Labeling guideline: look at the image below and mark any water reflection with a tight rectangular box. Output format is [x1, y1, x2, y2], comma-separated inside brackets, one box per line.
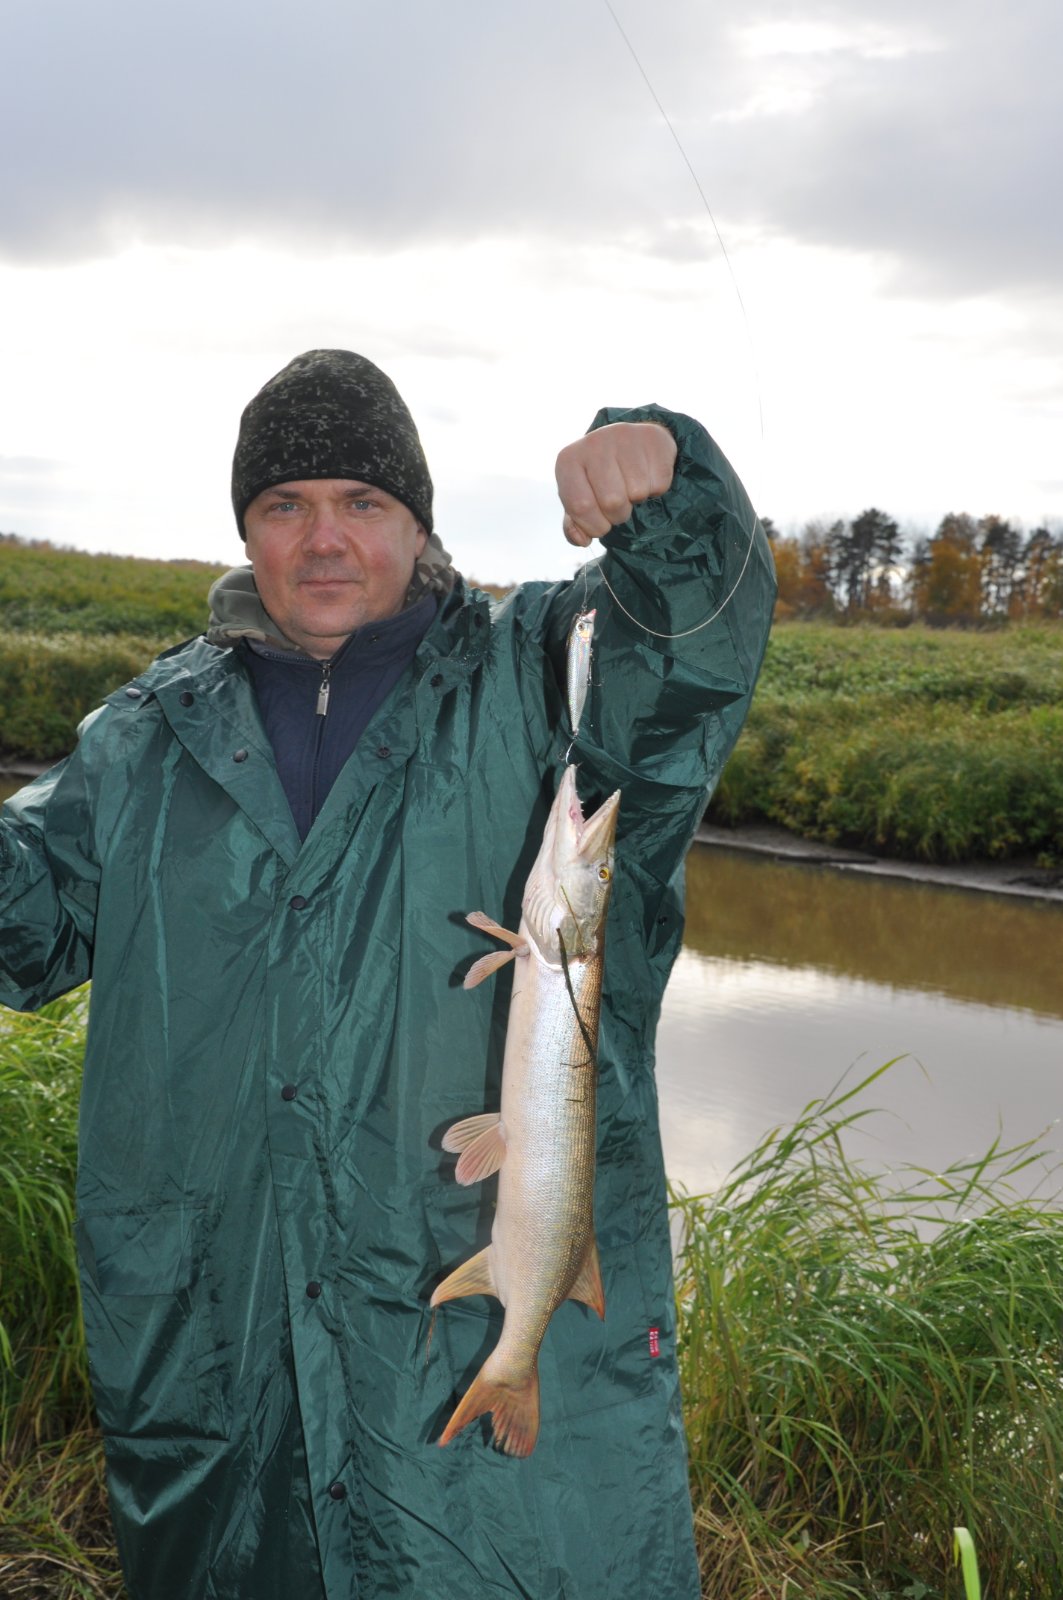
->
[657, 846, 1063, 1197]
[683, 845, 1063, 1019]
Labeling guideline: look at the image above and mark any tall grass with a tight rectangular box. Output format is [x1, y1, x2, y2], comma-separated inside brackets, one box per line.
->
[674, 1064, 1063, 1598]
[0, 995, 126, 1600]
[0, 994, 92, 1447]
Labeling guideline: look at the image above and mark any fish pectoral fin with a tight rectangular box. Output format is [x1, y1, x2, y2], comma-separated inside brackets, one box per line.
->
[454, 1121, 508, 1186]
[430, 1246, 499, 1309]
[465, 910, 526, 949]
[567, 1237, 606, 1320]
[463, 948, 517, 990]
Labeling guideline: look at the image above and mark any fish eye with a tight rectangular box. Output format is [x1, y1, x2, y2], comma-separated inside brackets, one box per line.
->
[598, 866, 611, 882]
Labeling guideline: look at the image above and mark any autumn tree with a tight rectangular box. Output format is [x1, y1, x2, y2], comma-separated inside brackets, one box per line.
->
[908, 512, 983, 622]
[770, 525, 837, 617]
[1022, 527, 1063, 617]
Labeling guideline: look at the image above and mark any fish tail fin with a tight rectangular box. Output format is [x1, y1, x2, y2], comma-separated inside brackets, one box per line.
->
[438, 1362, 540, 1458]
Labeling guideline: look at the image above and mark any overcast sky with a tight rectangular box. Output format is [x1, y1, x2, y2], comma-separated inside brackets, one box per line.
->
[1, 0, 1058, 584]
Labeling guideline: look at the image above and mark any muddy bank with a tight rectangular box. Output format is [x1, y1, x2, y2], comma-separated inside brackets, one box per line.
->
[695, 820, 1063, 905]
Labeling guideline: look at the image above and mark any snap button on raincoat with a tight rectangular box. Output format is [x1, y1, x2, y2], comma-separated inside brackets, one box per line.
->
[0, 407, 775, 1600]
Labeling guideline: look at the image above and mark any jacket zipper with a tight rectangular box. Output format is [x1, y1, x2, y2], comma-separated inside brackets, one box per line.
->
[316, 662, 331, 717]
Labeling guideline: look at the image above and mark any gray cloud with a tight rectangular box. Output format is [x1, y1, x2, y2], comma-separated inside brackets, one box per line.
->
[1, 0, 672, 258]
[675, 0, 1063, 297]
[2, 0, 1058, 300]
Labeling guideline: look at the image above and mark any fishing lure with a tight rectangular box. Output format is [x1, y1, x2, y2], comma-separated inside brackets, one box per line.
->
[566, 608, 595, 752]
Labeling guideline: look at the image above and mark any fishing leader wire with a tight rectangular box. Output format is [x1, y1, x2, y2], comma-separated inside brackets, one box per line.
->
[589, 0, 767, 641]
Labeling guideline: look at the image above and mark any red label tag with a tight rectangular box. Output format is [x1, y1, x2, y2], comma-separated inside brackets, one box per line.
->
[648, 1327, 660, 1358]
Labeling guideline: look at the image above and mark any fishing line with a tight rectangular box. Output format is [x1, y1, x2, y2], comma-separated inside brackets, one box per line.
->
[557, 931, 599, 1070]
[587, 0, 766, 640]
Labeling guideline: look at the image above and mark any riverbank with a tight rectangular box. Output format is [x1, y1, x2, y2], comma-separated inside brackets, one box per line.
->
[8, 759, 1061, 906]
[710, 623, 1063, 865]
[696, 819, 1063, 905]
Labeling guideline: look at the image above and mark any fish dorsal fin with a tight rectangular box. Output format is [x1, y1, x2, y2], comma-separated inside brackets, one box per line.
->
[465, 911, 525, 949]
[567, 1237, 606, 1320]
[463, 948, 517, 990]
[430, 1245, 499, 1308]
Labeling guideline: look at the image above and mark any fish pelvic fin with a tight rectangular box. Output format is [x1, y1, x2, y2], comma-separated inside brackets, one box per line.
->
[438, 1362, 540, 1458]
[567, 1236, 606, 1320]
[454, 1123, 507, 1185]
[441, 1111, 501, 1153]
[441, 1112, 507, 1185]
[430, 1246, 499, 1309]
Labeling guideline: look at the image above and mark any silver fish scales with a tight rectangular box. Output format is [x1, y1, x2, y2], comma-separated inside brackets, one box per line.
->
[431, 764, 619, 1456]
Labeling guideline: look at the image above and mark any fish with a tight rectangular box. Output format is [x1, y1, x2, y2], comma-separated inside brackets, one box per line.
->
[431, 763, 621, 1457]
[566, 608, 596, 742]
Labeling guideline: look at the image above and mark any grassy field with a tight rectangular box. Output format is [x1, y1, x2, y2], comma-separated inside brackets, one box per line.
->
[2, 1012, 1061, 1599]
[710, 622, 1063, 862]
[0, 538, 223, 638]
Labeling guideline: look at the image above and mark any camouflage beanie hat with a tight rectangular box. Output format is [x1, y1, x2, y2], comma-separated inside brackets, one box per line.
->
[231, 349, 434, 537]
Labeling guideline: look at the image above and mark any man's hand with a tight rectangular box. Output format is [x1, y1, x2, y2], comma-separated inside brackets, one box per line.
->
[555, 422, 678, 548]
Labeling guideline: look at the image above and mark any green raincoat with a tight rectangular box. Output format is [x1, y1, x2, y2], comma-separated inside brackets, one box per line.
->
[0, 406, 775, 1599]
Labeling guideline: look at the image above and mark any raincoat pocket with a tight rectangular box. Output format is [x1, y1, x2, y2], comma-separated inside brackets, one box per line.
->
[77, 1204, 231, 1441]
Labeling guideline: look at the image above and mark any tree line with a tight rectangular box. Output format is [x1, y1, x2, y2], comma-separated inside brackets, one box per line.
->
[767, 510, 1063, 623]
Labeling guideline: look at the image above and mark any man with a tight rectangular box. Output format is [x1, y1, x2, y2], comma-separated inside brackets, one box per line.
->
[0, 350, 775, 1598]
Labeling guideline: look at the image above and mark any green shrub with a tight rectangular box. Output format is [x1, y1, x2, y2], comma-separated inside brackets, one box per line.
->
[0, 634, 168, 760]
[713, 623, 1063, 861]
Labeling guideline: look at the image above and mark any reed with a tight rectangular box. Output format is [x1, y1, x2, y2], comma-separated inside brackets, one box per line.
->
[673, 1064, 1063, 1598]
[0, 995, 127, 1598]
[0, 994, 93, 1448]
[0, 1427, 124, 1600]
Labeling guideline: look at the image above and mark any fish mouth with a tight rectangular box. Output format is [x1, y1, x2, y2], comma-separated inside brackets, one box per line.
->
[555, 764, 620, 862]
[563, 764, 624, 857]
[522, 767, 621, 961]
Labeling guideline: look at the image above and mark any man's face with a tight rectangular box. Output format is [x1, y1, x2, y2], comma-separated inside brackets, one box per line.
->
[243, 479, 428, 659]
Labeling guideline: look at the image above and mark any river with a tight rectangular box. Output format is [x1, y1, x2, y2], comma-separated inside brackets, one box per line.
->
[657, 844, 1063, 1199]
[5, 770, 1060, 1202]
